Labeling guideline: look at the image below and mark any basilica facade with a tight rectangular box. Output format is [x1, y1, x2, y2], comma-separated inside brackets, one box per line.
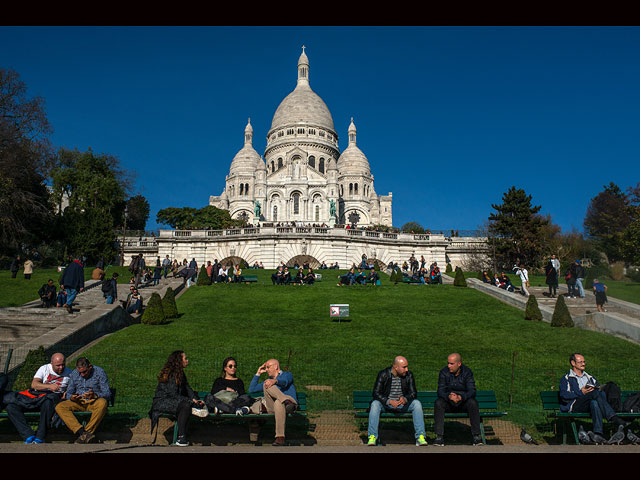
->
[209, 47, 392, 228]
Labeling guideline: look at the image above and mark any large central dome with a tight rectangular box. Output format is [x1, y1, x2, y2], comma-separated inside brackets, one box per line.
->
[269, 47, 335, 133]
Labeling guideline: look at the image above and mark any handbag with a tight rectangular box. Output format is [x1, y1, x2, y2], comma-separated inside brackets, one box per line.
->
[214, 390, 239, 404]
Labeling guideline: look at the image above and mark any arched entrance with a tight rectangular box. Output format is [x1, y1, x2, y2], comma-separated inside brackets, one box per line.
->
[219, 256, 248, 268]
[286, 255, 321, 269]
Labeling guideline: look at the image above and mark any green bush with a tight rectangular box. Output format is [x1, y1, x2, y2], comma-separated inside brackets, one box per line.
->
[445, 263, 453, 273]
[12, 346, 48, 391]
[524, 295, 543, 321]
[141, 292, 166, 325]
[551, 295, 574, 327]
[162, 287, 179, 319]
[196, 265, 211, 286]
[453, 268, 467, 287]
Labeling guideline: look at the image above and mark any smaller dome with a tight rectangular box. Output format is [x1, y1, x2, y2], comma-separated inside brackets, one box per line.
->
[229, 119, 260, 175]
[337, 118, 371, 176]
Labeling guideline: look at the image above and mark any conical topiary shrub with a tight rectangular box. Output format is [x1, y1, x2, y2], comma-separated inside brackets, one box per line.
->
[13, 346, 48, 391]
[445, 263, 453, 274]
[390, 268, 401, 285]
[142, 292, 166, 325]
[525, 294, 543, 321]
[162, 287, 178, 319]
[196, 265, 211, 286]
[453, 268, 467, 287]
[551, 295, 574, 327]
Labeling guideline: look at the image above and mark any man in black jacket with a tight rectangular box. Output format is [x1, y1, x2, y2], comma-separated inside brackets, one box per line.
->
[367, 356, 427, 446]
[433, 353, 482, 446]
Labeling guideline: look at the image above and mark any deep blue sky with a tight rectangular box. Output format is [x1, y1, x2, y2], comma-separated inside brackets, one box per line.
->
[2, 26, 638, 234]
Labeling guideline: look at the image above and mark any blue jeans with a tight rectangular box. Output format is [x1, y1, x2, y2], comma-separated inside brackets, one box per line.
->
[576, 278, 585, 297]
[572, 390, 616, 434]
[367, 399, 425, 439]
[65, 288, 78, 307]
[106, 295, 115, 304]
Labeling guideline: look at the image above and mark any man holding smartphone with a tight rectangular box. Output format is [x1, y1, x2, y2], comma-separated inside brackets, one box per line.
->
[559, 353, 628, 443]
[55, 357, 111, 444]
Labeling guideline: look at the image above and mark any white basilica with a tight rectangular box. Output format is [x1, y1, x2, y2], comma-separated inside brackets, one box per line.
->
[209, 47, 393, 228]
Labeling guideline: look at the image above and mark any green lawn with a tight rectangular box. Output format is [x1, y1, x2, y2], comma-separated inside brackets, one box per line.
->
[30, 267, 639, 442]
[0, 266, 137, 308]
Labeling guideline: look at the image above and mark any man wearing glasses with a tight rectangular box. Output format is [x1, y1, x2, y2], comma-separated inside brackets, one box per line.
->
[559, 353, 629, 444]
[55, 357, 111, 444]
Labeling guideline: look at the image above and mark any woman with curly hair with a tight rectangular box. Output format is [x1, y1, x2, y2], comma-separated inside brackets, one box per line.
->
[148, 350, 205, 446]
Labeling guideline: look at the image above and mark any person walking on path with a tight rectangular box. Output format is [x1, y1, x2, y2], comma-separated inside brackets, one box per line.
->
[59, 257, 85, 314]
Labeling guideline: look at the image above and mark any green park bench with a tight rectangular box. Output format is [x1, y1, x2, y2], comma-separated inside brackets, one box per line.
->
[353, 390, 506, 444]
[540, 390, 640, 444]
[0, 388, 118, 431]
[166, 391, 307, 444]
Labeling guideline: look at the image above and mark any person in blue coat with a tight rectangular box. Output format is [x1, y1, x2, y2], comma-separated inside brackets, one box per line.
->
[249, 359, 297, 446]
[59, 258, 85, 314]
[559, 353, 628, 441]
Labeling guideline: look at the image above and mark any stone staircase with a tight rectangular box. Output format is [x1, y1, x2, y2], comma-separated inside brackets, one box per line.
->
[1, 278, 185, 373]
[463, 277, 640, 344]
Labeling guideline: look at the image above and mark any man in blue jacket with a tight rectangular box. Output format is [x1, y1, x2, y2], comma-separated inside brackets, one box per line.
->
[249, 359, 297, 446]
[559, 353, 628, 442]
[433, 352, 482, 446]
[60, 258, 85, 314]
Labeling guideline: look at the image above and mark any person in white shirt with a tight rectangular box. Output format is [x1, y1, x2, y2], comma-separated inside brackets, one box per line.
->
[4, 352, 72, 443]
[514, 264, 529, 296]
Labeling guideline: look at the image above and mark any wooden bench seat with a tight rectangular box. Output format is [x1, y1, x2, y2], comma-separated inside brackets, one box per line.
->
[166, 391, 307, 444]
[540, 390, 640, 444]
[353, 390, 506, 444]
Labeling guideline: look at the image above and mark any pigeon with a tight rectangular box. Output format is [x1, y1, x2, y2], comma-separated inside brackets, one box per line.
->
[606, 425, 626, 445]
[588, 430, 607, 445]
[520, 428, 538, 445]
[578, 425, 594, 445]
[627, 430, 640, 445]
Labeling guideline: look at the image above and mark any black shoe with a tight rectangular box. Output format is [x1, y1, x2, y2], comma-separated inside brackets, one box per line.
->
[175, 435, 189, 446]
[472, 435, 484, 445]
[283, 400, 297, 414]
[433, 435, 444, 446]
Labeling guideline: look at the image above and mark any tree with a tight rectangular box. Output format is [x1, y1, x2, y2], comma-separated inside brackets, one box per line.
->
[141, 292, 165, 325]
[196, 265, 211, 286]
[621, 182, 640, 265]
[524, 295, 543, 321]
[583, 182, 632, 263]
[0, 69, 56, 254]
[124, 194, 150, 231]
[162, 287, 179, 319]
[551, 295, 574, 327]
[156, 205, 244, 230]
[487, 187, 549, 270]
[50, 148, 130, 263]
[453, 268, 467, 287]
[401, 221, 425, 234]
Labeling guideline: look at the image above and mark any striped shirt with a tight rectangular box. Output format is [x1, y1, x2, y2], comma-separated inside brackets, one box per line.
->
[389, 375, 402, 401]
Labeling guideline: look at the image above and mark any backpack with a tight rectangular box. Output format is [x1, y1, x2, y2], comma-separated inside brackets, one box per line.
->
[622, 392, 640, 413]
[129, 256, 140, 274]
[602, 381, 622, 411]
[101, 279, 112, 293]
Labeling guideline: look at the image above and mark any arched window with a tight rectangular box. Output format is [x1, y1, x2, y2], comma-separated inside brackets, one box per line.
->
[292, 192, 300, 214]
[349, 183, 353, 195]
[319, 158, 325, 174]
[271, 161, 275, 172]
[240, 184, 244, 195]
[273, 205, 278, 221]
[245, 183, 250, 196]
[354, 183, 358, 194]
[277, 158, 283, 169]
[308, 156, 315, 169]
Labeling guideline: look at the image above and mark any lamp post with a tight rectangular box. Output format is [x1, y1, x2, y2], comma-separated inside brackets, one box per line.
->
[120, 205, 128, 266]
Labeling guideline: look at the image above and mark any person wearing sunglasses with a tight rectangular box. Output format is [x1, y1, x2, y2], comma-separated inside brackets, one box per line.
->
[205, 357, 260, 416]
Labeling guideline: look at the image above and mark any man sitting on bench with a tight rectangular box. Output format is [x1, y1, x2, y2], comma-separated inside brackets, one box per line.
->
[366, 356, 428, 447]
[559, 353, 629, 444]
[433, 352, 483, 446]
